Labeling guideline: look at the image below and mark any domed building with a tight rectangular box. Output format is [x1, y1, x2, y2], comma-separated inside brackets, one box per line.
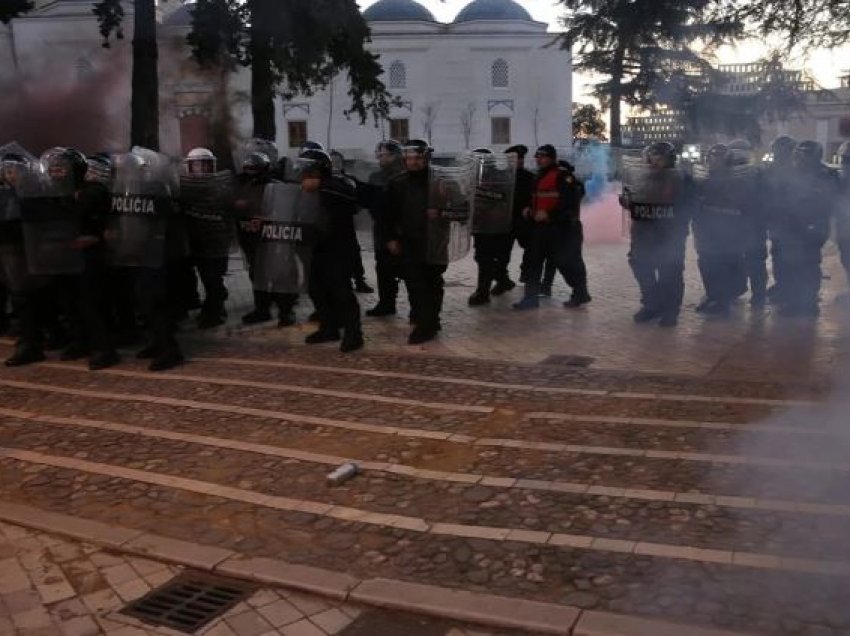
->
[0, 0, 572, 157]
[284, 0, 573, 156]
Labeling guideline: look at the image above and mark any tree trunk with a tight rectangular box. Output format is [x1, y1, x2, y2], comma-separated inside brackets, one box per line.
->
[131, 0, 159, 150]
[250, 0, 276, 141]
[609, 46, 626, 148]
[211, 61, 235, 171]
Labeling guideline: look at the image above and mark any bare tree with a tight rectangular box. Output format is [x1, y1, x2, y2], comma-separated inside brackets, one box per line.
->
[530, 88, 542, 147]
[460, 101, 477, 149]
[420, 102, 439, 144]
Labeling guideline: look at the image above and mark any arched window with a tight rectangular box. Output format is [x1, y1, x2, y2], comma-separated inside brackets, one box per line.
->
[389, 60, 407, 89]
[76, 58, 93, 82]
[491, 58, 509, 88]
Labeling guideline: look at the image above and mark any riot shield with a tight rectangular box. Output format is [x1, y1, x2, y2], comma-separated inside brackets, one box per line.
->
[427, 163, 474, 265]
[107, 151, 173, 267]
[179, 171, 235, 259]
[16, 158, 83, 276]
[234, 138, 279, 168]
[471, 153, 516, 234]
[252, 182, 324, 294]
[0, 244, 31, 292]
[692, 163, 756, 216]
[621, 156, 681, 221]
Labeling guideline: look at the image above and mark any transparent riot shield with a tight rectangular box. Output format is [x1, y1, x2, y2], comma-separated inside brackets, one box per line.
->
[692, 163, 756, 216]
[621, 156, 681, 221]
[253, 182, 324, 294]
[179, 170, 235, 259]
[16, 156, 83, 276]
[107, 151, 173, 268]
[426, 163, 474, 265]
[471, 153, 516, 235]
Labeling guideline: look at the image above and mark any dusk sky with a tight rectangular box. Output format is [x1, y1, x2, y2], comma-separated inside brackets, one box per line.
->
[359, 0, 850, 108]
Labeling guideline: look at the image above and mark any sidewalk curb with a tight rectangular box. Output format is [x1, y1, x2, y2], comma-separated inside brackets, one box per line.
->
[0, 501, 754, 636]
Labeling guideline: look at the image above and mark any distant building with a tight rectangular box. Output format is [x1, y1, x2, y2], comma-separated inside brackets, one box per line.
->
[621, 106, 687, 148]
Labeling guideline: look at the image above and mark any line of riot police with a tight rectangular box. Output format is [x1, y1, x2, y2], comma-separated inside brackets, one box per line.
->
[620, 137, 850, 326]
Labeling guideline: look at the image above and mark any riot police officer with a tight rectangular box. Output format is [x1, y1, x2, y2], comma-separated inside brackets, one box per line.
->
[506, 144, 534, 289]
[729, 139, 768, 306]
[692, 143, 756, 318]
[384, 139, 446, 344]
[621, 142, 690, 327]
[361, 140, 405, 317]
[835, 142, 850, 304]
[763, 135, 797, 303]
[772, 140, 838, 317]
[468, 148, 517, 306]
[513, 145, 590, 310]
[330, 149, 373, 295]
[180, 147, 234, 329]
[234, 152, 297, 327]
[300, 149, 364, 353]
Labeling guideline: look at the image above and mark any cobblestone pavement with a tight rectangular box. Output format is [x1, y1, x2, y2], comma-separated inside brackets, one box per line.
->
[2, 236, 850, 635]
[0, 521, 509, 636]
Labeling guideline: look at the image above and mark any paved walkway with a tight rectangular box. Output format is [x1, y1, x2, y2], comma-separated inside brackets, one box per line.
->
[0, 522, 506, 636]
[2, 225, 850, 635]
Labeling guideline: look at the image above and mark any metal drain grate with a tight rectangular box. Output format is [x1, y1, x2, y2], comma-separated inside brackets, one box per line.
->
[121, 572, 256, 634]
[539, 354, 595, 368]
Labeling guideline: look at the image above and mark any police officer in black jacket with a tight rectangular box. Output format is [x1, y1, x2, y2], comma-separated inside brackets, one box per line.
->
[301, 149, 364, 353]
[360, 140, 405, 317]
[384, 139, 445, 344]
[506, 145, 534, 291]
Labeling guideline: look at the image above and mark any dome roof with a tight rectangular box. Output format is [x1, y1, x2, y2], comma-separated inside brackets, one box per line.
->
[453, 0, 532, 23]
[363, 0, 436, 22]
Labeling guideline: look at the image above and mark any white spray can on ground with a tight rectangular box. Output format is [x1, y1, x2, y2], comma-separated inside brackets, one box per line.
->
[327, 462, 359, 485]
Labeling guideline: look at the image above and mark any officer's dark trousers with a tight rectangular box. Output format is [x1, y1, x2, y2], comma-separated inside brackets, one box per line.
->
[628, 221, 686, 317]
[352, 235, 366, 283]
[309, 247, 361, 336]
[743, 220, 768, 299]
[11, 285, 50, 352]
[694, 214, 745, 305]
[57, 259, 113, 354]
[773, 235, 825, 311]
[136, 267, 179, 354]
[106, 267, 138, 337]
[522, 222, 589, 299]
[473, 233, 513, 292]
[403, 252, 446, 332]
[542, 259, 557, 289]
[0, 282, 8, 327]
[374, 248, 402, 308]
[196, 256, 228, 317]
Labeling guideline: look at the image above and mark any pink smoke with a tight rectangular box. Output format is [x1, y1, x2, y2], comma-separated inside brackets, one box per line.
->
[583, 184, 627, 245]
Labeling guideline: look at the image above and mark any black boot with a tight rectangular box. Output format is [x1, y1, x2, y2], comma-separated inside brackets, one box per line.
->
[491, 279, 516, 296]
[89, 350, 121, 371]
[366, 304, 397, 317]
[61, 343, 90, 361]
[242, 309, 273, 325]
[354, 279, 374, 294]
[468, 289, 490, 306]
[278, 311, 297, 328]
[306, 330, 340, 345]
[5, 345, 46, 367]
[633, 307, 659, 323]
[149, 348, 184, 372]
[340, 330, 364, 353]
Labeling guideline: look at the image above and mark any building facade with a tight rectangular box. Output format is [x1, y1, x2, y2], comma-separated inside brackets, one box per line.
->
[0, 0, 573, 160]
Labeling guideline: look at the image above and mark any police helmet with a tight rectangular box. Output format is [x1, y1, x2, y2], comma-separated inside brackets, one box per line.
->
[643, 142, 677, 167]
[472, 147, 493, 155]
[43, 147, 88, 183]
[299, 141, 326, 153]
[707, 144, 731, 167]
[241, 152, 271, 175]
[727, 139, 753, 166]
[184, 147, 217, 173]
[770, 136, 797, 162]
[86, 153, 113, 184]
[403, 139, 433, 157]
[297, 149, 333, 177]
[794, 140, 824, 166]
[375, 140, 402, 158]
